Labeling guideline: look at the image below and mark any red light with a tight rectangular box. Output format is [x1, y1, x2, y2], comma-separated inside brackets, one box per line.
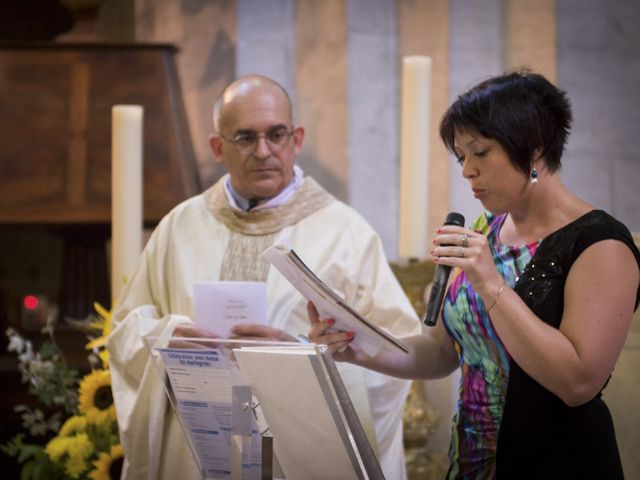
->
[23, 295, 39, 310]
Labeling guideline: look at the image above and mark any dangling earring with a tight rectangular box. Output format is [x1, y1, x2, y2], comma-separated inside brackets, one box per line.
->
[530, 168, 538, 184]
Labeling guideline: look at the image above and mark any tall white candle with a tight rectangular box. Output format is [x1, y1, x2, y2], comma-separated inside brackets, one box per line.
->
[399, 56, 432, 259]
[111, 105, 143, 303]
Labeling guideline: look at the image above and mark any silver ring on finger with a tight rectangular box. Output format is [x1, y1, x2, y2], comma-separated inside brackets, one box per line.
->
[462, 233, 469, 248]
[459, 247, 465, 258]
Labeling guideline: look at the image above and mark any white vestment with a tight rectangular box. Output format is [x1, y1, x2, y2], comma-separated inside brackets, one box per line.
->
[108, 175, 421, 480]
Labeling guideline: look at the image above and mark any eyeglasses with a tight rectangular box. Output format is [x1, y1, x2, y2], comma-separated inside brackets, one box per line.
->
[219, 126, 295, 155]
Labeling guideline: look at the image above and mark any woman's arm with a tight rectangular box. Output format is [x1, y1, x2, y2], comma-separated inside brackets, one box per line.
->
[477, 239, 639, 406]
[306, 302, 459, 380]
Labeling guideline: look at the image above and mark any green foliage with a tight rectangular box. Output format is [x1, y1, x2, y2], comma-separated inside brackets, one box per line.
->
[1, 434, 63, 480]
[9, 329, 81, 414]
[3, 315, 120, 480]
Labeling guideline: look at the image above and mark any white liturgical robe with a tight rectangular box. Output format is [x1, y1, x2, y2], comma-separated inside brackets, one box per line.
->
[108, 174, 421, 480]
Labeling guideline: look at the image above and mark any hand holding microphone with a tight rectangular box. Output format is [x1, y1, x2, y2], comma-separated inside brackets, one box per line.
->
[423, 212, 465, 326]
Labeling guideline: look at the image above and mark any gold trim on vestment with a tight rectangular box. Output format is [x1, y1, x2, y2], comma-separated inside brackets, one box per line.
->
[204, 175, 334, 281]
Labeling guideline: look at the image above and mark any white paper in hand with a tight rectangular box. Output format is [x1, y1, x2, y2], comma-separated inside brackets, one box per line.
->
[193, 281, 267, 337]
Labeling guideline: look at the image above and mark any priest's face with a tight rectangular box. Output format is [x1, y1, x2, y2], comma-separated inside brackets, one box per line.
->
[210, 85, 304, 201]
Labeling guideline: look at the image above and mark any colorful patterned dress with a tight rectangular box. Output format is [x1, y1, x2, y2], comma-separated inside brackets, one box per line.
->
[441, 212, 539, 479]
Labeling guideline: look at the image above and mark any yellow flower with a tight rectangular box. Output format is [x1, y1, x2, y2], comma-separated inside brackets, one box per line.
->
[64, 433, 93, 478]
[45, 432, 93, 477]
[45, 435, 72, 462]
[59, 415, 87, 437]
[96, 349, 110, 368]
[85, 302, 113, 367]
[78, 369, 117, 425]
[89, 444, 124, 480]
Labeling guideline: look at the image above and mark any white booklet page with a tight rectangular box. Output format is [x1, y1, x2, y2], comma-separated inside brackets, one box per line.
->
[263, 244, 410, 356]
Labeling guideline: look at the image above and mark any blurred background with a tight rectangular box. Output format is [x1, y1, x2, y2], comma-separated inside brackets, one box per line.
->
[0, 0, 638, 478]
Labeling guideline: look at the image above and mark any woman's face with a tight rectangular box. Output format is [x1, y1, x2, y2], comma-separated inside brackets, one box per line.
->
[453, 130, 530, 214]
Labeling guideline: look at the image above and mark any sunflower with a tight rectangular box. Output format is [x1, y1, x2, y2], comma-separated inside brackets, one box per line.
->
[85, 302, 113, 367]
[89, 444, 124, 480]
[45, 435, 72, 462]
[59, 415, 87, 437]
[45, 432, 93, 478]
[64, 433, 93, 478]
[78, 369, 117, 425]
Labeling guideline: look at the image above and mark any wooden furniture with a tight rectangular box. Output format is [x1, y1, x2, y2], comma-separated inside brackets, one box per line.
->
[0, 45, 201, 477]
[0, 42, 201, 224]
[0, 41, 201, 323]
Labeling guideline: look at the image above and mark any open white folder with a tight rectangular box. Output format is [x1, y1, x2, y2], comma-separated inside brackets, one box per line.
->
[263, 243, 410, 357]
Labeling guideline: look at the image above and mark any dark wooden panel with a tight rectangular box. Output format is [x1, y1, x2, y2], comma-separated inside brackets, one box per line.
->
[0, 43, 201, 224]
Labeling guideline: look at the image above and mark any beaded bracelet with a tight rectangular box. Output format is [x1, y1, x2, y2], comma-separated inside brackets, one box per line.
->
[486, 280, 506, 314]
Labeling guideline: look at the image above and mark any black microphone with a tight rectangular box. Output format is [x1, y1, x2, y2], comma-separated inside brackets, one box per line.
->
[423, 212, 465, 326]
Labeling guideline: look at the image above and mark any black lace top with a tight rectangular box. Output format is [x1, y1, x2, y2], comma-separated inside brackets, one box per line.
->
[496, 210, 640, 479]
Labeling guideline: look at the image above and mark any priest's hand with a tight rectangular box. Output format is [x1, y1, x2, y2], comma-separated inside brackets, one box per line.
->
[169, 323, 221, 349]
[230, 324, 297, 342]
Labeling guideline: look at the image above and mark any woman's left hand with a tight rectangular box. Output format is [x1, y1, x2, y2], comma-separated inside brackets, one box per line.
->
[431, 226, 502, 297]
[306, 301, 367, 363]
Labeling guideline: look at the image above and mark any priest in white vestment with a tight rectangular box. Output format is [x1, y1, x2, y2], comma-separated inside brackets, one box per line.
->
[108, 75, 421, 480]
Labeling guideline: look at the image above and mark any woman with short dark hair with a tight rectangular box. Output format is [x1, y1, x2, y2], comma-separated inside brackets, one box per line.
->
[309, 70, 640, 479]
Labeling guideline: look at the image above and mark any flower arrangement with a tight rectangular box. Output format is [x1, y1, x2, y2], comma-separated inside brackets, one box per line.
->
[1, 303, 122, 480]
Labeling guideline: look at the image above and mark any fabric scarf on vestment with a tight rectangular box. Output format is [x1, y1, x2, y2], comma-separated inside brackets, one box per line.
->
[204, 175, 334, 282]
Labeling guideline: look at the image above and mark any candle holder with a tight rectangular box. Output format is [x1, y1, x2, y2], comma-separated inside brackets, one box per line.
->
[390, 258, 445, 479]
[390, 257, 435, 317]
[403, 380, 445, 480]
